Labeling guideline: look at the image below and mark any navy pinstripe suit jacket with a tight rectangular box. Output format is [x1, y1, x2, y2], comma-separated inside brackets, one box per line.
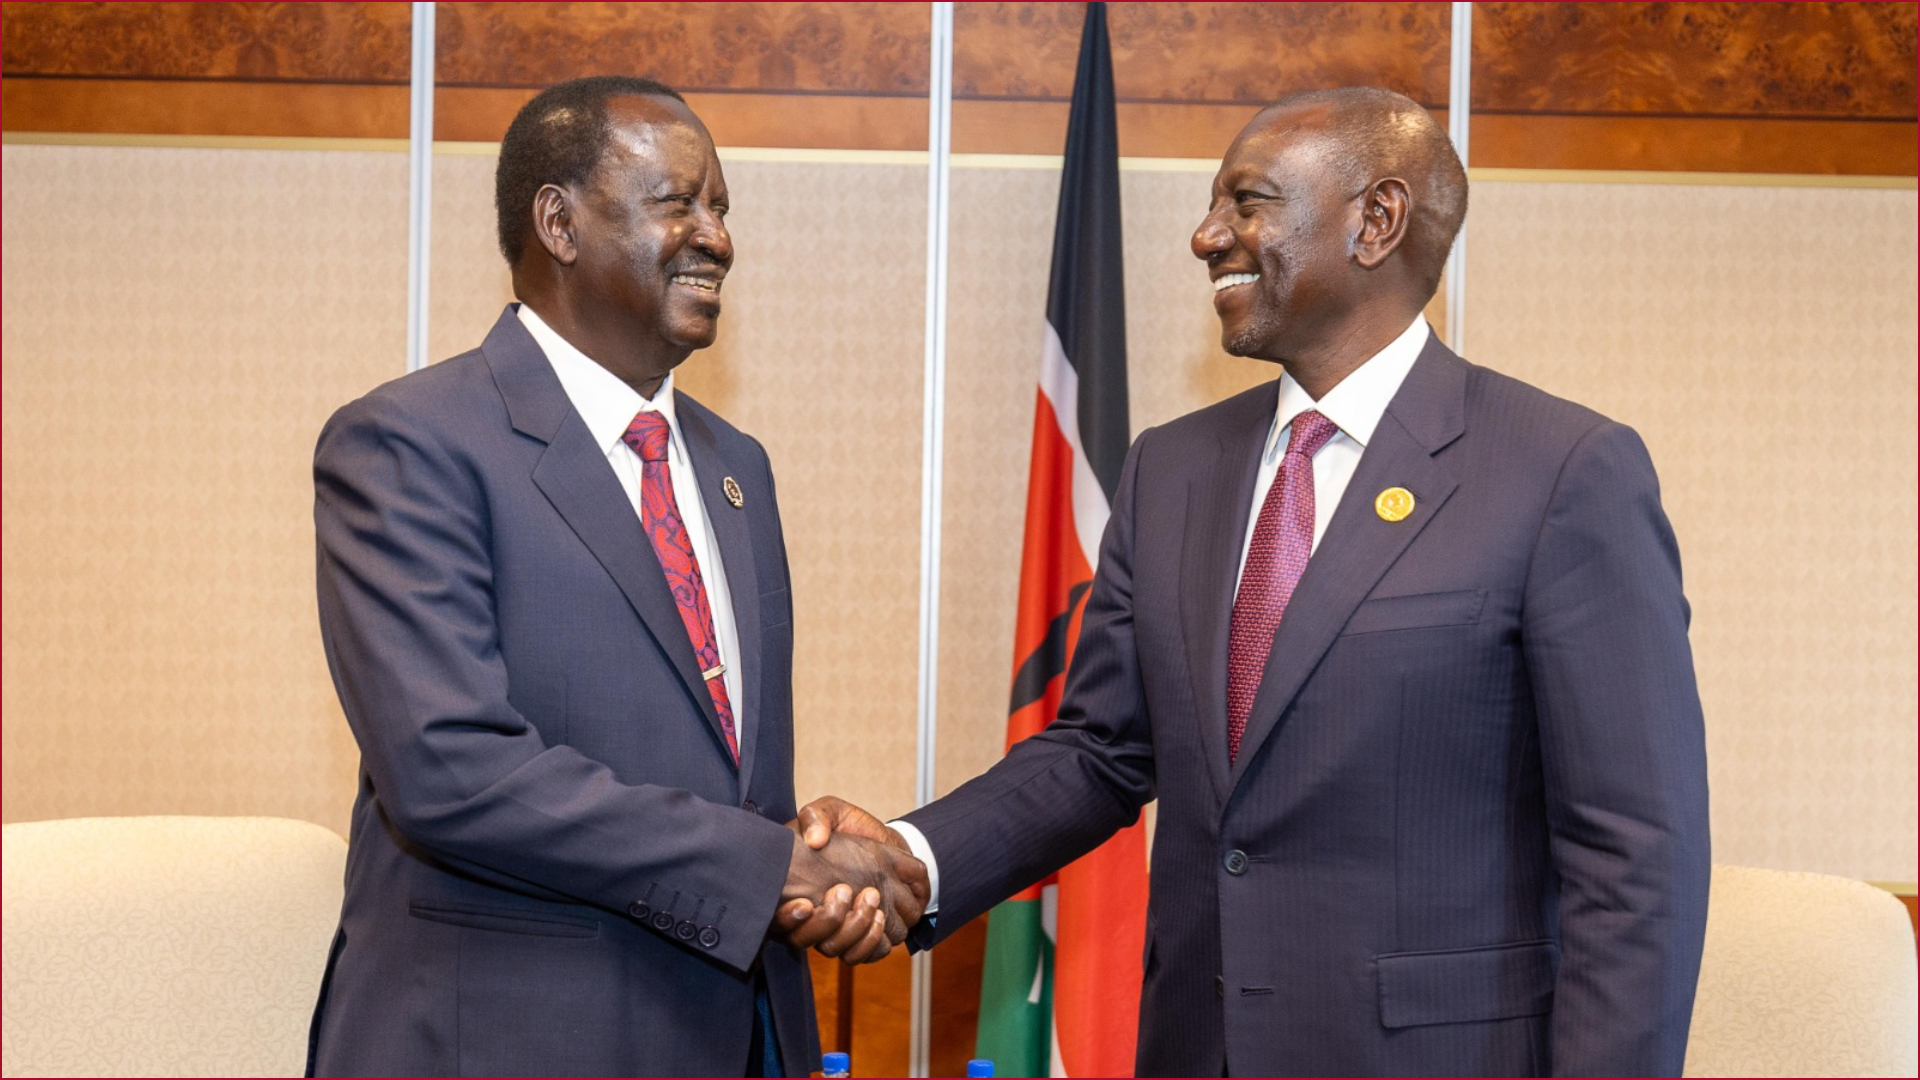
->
[308, 309, 817, 1077]
[905, 336, 1710, 1077]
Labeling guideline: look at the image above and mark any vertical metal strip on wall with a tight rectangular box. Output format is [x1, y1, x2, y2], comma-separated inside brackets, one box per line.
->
[1445, 1, 1471, 353]
[910, 3, 956, 1077]
[405, 2, 436, 372]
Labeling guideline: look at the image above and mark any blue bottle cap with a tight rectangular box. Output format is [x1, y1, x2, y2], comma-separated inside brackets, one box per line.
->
[822, 1051, 850, 1074]
[966, 1060, 995, 1078]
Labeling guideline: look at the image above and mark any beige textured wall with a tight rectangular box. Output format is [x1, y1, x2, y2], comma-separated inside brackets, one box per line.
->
[3, 144, 1913, 883]
[1467, 179, 1919, 880]
[1, 144, 400, 835]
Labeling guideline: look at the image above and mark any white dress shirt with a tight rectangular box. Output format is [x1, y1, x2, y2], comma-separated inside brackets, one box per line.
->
[516, 303, 745, 741]
[893, 316, 1432, 912]
[1236, 315, 1429, 574]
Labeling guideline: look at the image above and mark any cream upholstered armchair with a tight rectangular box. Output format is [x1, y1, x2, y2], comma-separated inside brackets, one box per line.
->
[1684, 863, 1918, 1078]
[2, 816, 345, 1078]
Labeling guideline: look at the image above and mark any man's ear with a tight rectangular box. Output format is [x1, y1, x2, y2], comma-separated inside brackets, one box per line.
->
[1352, 177, 1411, 270]
[531, 184, 578, 266]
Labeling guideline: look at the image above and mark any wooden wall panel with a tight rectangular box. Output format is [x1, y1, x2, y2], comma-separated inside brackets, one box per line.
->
[1, 1, 408, 81]
[949, 1, 1447, 156]
[1, 1, 411, 138]
[1473, 2, 1916, 118]
[955, 2, 1449, 104]
[1, 78, 408, 140]
[434, 3, 928, 94]
[431, 87, 932, 153]
[5, 1, 1913, 173]
[1470, 2, 1918, 173]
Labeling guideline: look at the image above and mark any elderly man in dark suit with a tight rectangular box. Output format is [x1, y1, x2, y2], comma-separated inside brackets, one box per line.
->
[307, 76, 924, 1078]
[802, 87, 1710, 1077]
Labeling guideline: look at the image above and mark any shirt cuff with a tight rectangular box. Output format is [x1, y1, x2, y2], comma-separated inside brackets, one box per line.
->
[888, 819, 940, 916]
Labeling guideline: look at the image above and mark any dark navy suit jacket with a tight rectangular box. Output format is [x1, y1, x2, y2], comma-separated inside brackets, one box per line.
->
[905, 337, 1710, 1077]
[308, 309, 816, 1077]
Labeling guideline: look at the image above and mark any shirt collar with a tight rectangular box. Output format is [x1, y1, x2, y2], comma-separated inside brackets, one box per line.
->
[516, 302, 679, 453]
[1269, 316, 1430, 456]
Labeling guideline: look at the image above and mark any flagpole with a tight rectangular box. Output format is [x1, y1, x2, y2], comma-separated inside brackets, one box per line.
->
[910, 3, 955, 1077]
[405, 1, 434, 372]
[1445, 1, 1471, 352]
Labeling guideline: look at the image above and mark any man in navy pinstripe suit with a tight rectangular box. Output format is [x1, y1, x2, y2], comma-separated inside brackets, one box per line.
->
[802, 87, 1710, 1076]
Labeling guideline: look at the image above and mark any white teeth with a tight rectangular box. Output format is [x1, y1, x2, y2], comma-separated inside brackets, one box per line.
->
[672, 275, 720, 292]
[1213, 272, 1260, 293]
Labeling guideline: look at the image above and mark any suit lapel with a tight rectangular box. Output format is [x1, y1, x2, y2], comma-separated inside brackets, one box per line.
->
[1227, 339, 1469, 793]
[1180, 384, 1276, 807]
[677, 396, 764, 794]
[483, 309, 731, 765]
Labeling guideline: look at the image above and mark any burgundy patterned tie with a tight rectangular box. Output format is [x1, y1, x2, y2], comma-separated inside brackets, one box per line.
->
[622, 411, 738, 764]
[1227, 409, 1339, 763]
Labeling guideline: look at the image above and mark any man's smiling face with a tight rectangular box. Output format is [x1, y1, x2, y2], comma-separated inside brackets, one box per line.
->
[568, 94, 734, 361]
[1191, 104, 1366, 364]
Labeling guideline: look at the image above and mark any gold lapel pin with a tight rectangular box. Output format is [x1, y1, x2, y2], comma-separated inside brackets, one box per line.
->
[722, 476, 744, 509]
[1375, 486, 1415, 522]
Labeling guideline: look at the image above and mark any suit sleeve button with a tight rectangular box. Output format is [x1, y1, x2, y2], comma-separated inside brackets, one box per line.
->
[674, 919, 698, 941]
[698, 926, 721, 949]
[652, 911, 676, 932]
[1223, 850, 1249, 875]
[627, 901, 651, 920]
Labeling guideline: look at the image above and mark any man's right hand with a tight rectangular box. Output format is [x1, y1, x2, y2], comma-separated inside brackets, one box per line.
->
[774, 825, 928, 963]
[795, 795, 901, 852]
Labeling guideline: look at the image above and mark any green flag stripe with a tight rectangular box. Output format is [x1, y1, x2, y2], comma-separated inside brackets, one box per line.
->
[975, 897, 1053, 1078]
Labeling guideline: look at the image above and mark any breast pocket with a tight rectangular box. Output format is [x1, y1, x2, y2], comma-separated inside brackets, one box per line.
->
[1341, 588, 1486, 636]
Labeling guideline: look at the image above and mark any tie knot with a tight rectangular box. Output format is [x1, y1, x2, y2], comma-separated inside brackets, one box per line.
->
[1285, 410, 1338, 460]
[622, 410, 671, 462]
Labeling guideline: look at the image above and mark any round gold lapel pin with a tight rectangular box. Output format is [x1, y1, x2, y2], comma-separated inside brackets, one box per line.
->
[1375, 486, 1415, 522]
[722, 476, 744, 509]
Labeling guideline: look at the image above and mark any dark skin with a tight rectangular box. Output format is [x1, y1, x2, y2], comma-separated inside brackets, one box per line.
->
[508, 94, 928, 962]
[512, 94, 733, 400]
[791, 102, 1456, 958]
[1191, 102, 1432, 399]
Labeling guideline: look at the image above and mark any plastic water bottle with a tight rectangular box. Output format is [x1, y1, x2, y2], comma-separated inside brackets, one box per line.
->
[966, 1060, 995, 1078]
[822, 1051, 851, 1078]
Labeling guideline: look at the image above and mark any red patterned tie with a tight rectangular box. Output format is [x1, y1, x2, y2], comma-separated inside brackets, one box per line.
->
[1227, 409, 1339, 763]
[622, 411, 739, 764]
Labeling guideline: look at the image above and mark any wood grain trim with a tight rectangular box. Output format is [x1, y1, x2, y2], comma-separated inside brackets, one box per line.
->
[955, 99, 1451, 160]
[8, 62, 1912, 175]
[804, 910, 988, 1077]
[2, 76, 408, 139]
[1471, 113, 1918, 176]
[8, 132, 1908, 194]
[1469, 168, 1915, 191]
[433, 86, 930, 151]
[1, 131, 410, 154]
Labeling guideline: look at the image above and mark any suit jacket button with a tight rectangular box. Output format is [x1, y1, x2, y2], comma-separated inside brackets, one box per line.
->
[698, 926, 722, 949]
[627, 901, 651, 920]
[743, 799, 759, 816]
[652, 911, 676, 932]
[1223, 849, 1249, 875]
[1214, 975, 1225, 998]
[675, 919, 698, 941]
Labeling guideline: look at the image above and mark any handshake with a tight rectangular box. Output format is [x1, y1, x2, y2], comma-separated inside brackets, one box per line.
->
[772, 797, 927, 965]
